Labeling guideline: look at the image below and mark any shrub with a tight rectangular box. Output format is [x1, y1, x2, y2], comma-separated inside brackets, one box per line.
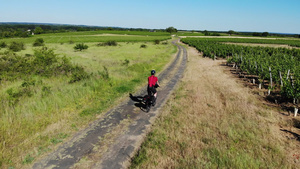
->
[97, 41, 118, 46]
[33, 38, 44, 46]
[0, 47, 88, 82]
[6, 79, 36, 104]
[105, 41, 117, 46]
[74, 43, 88, 51]
[69, 66, 89, 83]
[140, 44, 147, 48]
[0, 42, 7, 48]
[154, 40, 160, 45]
[9, 41, 25, 52]
[211, 33, 221, 36]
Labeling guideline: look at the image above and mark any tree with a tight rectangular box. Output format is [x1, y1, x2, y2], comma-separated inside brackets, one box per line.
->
[203, 30, 210, 36]
[34, 27, 44, 34]
[166, 27, 177, 34]
[253, 32, 262, 37]
[262, 32, 269, 37]
[228, 30, 235, 35]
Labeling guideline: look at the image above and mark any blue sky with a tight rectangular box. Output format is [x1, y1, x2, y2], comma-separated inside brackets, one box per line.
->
[1, 0, 299, 34]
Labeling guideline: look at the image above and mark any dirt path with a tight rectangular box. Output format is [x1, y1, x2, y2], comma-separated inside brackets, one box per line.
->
[32, 40, 187, 169]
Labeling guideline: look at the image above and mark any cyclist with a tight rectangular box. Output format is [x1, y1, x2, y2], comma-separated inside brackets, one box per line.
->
[147, 70, 160, 105]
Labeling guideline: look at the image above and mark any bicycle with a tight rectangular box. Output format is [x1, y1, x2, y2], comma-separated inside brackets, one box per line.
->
[143, 85, 159, 112]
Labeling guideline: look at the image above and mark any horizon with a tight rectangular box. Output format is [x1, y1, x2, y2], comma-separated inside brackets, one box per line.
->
[1, 22, 298, 35]
[1, 0, 299, 34]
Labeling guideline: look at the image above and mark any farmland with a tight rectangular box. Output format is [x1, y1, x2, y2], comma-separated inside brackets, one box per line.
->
[182, 37, 300, 47]
[1, 30, 300, 168]
[181, 37, 300, 110]
[0, 30, 171, 44]
[0, 30, 175, 168]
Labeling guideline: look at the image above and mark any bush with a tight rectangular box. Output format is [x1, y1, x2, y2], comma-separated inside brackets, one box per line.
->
[0, 47, 88, 82]
[105, 41, 117, 46]
[6, 79, 36, 104]
[9, 41, 25, 52]
[74, 43, 88, 51]
[0, 42, 7, 48]
[211, 33, 221, 36]
[140, 44, 147, 48]
[154, 40, 160, 45]
[33, 38, 44, 46]
[97, 41, 118, 46]
[69, 66, 89, 83]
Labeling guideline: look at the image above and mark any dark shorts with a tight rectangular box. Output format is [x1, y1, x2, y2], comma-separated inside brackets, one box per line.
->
[147, 86, 157, 96]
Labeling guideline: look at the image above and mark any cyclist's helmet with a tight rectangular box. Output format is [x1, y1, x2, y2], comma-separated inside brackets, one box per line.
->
[151, 69, 156, 75]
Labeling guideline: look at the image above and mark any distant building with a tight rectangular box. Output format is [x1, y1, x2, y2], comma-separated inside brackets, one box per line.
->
[27, 29, 34, 35]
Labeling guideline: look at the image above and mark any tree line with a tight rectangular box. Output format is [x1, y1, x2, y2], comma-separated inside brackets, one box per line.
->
[0, 23, 170, 39]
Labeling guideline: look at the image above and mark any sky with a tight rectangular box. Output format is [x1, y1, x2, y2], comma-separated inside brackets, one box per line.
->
[0, 0, 299, 34]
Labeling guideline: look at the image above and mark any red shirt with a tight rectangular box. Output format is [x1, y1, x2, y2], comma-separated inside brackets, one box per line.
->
[148, 75, 158, 87]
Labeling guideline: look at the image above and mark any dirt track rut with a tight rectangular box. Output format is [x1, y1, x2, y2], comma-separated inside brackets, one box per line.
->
[32, 39, 187, 169]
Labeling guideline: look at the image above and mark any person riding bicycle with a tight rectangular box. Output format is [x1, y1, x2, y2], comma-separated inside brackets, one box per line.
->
[147, 70, 160, 104]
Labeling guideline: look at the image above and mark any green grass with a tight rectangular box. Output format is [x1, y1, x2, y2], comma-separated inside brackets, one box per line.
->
[185, 37, 300, 47]
[0, 30, 171, 44]
[176, 31, 204, 36]
[0, 37, 176, 168]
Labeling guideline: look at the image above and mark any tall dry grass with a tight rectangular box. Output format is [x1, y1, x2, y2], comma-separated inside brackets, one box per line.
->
[131, 47, 298, 168]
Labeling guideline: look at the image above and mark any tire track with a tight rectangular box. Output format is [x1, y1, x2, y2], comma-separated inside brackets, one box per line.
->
[32, 39, 187, 169]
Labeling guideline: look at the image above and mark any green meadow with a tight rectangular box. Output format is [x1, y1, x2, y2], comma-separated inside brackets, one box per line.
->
[0, 30, 171, 44]
[0, 31, 175, 168]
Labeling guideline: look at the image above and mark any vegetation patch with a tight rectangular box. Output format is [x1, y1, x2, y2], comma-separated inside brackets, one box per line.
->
[0, 47, 88, 82]
[9, 41, 25, 52]
[74, 43, 89, 51]
[33, 38, 45, 47]
[97, 40, 118, 46]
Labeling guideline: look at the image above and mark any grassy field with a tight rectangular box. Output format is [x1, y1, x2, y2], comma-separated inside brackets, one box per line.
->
[0, 30, 171, 44]
[0, 32, 176, 168]
[130, 46, 299, 168]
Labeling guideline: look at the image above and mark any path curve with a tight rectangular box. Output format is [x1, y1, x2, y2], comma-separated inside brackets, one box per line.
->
[32, 39, 187, 169]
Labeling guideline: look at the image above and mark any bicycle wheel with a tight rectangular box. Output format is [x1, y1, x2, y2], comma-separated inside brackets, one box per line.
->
[146, 102, 151, 112]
